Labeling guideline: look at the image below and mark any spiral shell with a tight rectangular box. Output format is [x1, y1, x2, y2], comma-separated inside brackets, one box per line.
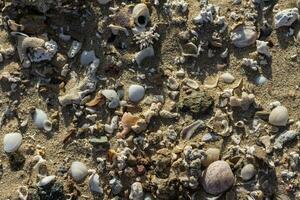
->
[132, 3, 150, 28]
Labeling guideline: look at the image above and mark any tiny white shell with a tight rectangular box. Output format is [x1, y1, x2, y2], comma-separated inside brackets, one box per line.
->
[33, 109, 52, 132]
[70, 161, 88, 182]
[269, 106, 289, 126]
[37, 175, 56, 187]
[3, 132, 22, 153]
[135, 46, 154, 66]
[220, 72, 235, 83]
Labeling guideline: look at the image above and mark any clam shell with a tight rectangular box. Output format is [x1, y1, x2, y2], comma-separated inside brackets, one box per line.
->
[132, 3, 150, 28]
[70, 161, 88, 182]
[269, 106, 289, 126]
[135, 46, 154, 66]
[3, 132, 22, 153]
[231, 25, 258, 48]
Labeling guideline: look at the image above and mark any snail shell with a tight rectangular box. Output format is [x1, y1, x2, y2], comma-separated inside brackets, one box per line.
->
[132, 3, 150, 28]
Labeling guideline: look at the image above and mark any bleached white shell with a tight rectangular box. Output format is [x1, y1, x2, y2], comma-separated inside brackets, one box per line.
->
[274, 8, 299, 29]
[70, 161, 88, 182]
[89, 173, 103, 194]
[135, 46, 154, 66]
[80, 50, 96, 65]
[183, 78, 199, 89]
[256, 40, 271, 57]
[37, 175, 56, 187]
[220, 72, 235, 83]
[33, 109, 52, 132]
[128, 84, 145, 102]
[269, 106, 289, 126]
[231, 25, 258, 48]
[101, 89, 120, 109]
[3, 132, 22, 153]
[132, 3, 150, 28]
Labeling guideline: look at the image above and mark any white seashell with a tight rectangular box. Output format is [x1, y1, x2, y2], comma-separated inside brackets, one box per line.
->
[183, 78, 199, 89]
[68, 40, 82, 58]
[132, 3, 150, 28]
[241, 164, 256, 181]
[269, 106, 289, 126]
[37, 175, 56, 187]
[101, 90, 120, 109]
[89, 172, 103, 194]
[135, 46, 154, 66]
[256, 40, 271, 57]
[231, 25, 258, 48]
[255, 75, 268, 85]
[70, 161, 88, 182]
[97, 0, 112, 5]
[128, 84, 145, 102]
[274, 8, 299, 29]
[3, 132, 22, 153]
[33, 109, 52, 132]
[220, 72, 235, 83]
[80, 50, 96, 65]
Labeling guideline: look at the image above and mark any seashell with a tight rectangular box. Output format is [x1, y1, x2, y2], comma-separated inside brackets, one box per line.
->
[135, 45, 154, 66]
[201, 160, 235, 195]
[183, 78, 199, 89]
[132, 3, 150, 28]
[128, 84, 145, 102]
[167, 77, 179, 90]
[181, 42, 199, 58]
[274, 8, 299, 29]
[230, 25, 258, 48]
[32, 109, 52, 132]
[220, 72, 235, 83]
[3, 132, 22, 153]
[202, 148, 220, 167]
[101, 89, 120, 109]
[70, 161, 88, 182]
[97, 0, 112, 5]
[269, 106, 289, 126]
[181, 120, 205, 140]
[80, 50, 96, 65]
[28, 39, 58, 63]
[256, 40, 271, 57]
[68, 40, 82, 58]
[255, 74, 268, 85]
[89, 172, 103, 194]
[37, 175, 56, 187]
[241, 164, 256, 181]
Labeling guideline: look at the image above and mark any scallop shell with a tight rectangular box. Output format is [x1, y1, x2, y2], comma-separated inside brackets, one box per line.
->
[33, 109, 52, 132]
[231, 25, 258, 48]
[3, 132, 22, 153]
[132, 3, 150, 28]
[269, 106, 289, 126]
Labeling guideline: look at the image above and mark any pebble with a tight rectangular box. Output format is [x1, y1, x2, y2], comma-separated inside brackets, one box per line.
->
[202, 148, 220, 167]
[3, 132, 22, 153]
[70, 161, 88, 182]
[37, 175, 56, 187]
[255, 75, 268, 85]
[80, 50, 96, 65]
[240, 164, 256, 181]
[220, 72, 235, 83]
[274, 130, 298, 149]
[201, 160, 235, 195]
[269, 106, 289, 126]
[128, 84, 145, 102]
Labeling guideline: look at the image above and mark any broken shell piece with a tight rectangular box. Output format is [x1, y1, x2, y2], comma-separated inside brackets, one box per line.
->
[68, 40, 82, 58]
[183, 78, 199, 89]
[256, 40, 271, 57]
[220, 72, 235, 83]
[229, 92, 255, 110]
[105, 116, 118, 134]
[181, 120, 205, 140]
[80, 50, 96, 66]
[86, 92, 106, 107]
[89, 172, 103, 194]
[101, 89, 120, 109]
[132, 3, 150, 28]
[108, 24, 129, 36]
[32, 109, 52, 132]
[269, 106, 289, 126]
[231, 25, 258, 48]
[3, 132, 22, 153]
[37, 175, 56, 187]
[28, 39, 58, 63]
[135, 46, 154, 66]
[242, 58, 259, 71]
[274, 130, 298, 149]
[274, 8, 299, 29]
[182, 42, 199, 58]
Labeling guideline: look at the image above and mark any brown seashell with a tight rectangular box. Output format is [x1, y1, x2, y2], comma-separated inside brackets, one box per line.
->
[86, 92, 106, 107]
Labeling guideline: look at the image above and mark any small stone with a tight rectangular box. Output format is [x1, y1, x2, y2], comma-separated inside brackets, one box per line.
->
[51, 53, 67, 68]
[37, 175, 56, 187]
[241, 164, 256, 181]
[269, 106, 289, 126]
[89, 137, 109, 146]
[3, 132, 22, 153]
[128, 84, 145, 102]
[202, 148, 220, 167]
[274, 130, 298, 149]
[70, 161, 88, 182]
[220, 72, 235, 83]
[201, 161, 235, 195]
[274, 8, 299, 29]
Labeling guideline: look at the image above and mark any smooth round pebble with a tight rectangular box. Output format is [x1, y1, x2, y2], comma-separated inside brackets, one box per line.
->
[3, 132, 22, 153]
[220, 72, 235, 83]
[71, 161, 88, 182]
[269, 106, 289, 126]
[128, 84, 145, 102]
[241, 164, 256, 181]
[202, 148, 220, 167]
[201, 160, 235, 195]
